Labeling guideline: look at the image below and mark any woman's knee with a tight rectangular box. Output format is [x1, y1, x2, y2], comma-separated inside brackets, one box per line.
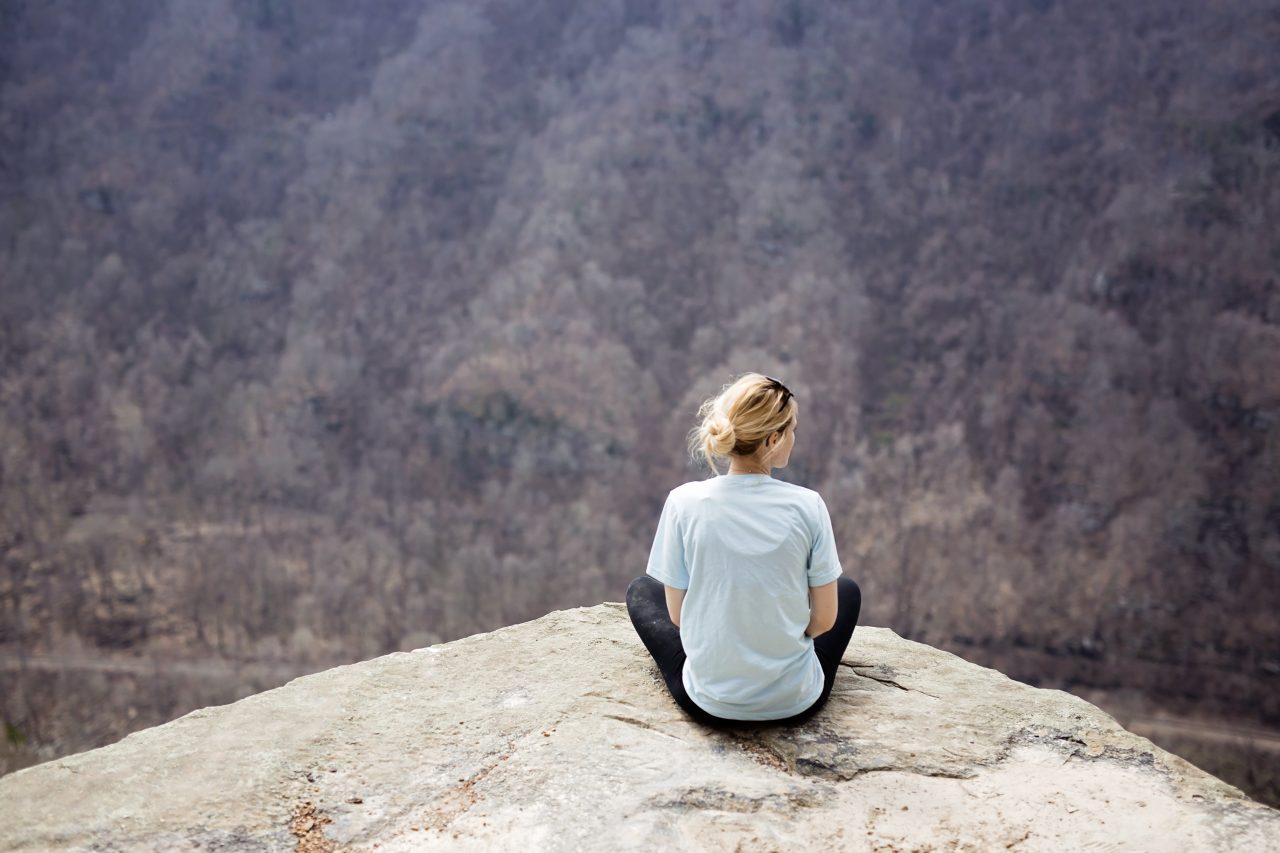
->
[627, 575, 662, 607]
[837, 577, 861, 616]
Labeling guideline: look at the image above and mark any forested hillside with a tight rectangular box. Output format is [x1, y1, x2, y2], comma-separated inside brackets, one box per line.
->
[2, 0, 1278, 801]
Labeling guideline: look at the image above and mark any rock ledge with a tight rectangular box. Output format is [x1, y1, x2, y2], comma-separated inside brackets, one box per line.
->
[1, 603, 1276, 851]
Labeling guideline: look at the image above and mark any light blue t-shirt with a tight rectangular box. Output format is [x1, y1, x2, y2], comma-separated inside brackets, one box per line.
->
[645, 473, 844, 720]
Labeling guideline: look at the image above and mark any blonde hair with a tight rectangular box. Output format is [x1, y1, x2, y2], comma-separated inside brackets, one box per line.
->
[687, 372, 798, 475]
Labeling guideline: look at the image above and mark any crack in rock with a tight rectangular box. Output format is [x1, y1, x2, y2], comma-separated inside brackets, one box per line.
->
[645, 784, 826, 814]
[602, 713, 686, 741]
[842, 662, 942, 699]
[419, 738, 517, 834]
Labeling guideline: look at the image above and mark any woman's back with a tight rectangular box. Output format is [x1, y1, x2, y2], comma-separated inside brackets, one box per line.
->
[647, 473, 843, 720]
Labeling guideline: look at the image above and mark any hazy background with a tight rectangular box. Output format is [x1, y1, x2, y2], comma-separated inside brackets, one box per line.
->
[1, 0, 1277, 804]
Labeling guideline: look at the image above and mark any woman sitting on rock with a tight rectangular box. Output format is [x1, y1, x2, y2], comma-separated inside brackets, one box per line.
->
[626, 372, 862, 726]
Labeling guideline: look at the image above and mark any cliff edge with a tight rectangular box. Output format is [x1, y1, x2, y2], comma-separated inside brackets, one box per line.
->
[1, 604, 1276, 851]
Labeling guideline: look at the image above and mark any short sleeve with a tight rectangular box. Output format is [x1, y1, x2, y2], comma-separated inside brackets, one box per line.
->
[646, 492, 689, 590]
[806, 495, 843, 587]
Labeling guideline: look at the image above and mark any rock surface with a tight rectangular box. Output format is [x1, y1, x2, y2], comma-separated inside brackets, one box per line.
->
[1, 604, 1276, 851]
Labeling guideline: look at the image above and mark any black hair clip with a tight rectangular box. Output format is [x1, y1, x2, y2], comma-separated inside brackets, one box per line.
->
[763, 375, 793, 412]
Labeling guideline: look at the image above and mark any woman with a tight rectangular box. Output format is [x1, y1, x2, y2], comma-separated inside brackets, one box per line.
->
[626, 372, 862, 727]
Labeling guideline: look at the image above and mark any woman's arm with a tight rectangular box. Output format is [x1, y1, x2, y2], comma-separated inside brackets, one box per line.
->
[665, 585, 686, 627]
[805, 580, 838, 638]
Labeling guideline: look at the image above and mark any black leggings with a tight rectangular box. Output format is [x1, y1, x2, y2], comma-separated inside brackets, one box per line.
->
[625, 575, 862, 728]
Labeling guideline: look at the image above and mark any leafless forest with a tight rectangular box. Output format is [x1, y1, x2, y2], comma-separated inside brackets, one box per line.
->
[1, 0, 1278, 804]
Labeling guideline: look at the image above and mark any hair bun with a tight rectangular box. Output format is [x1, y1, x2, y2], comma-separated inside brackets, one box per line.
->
[705, 414, 736, 455]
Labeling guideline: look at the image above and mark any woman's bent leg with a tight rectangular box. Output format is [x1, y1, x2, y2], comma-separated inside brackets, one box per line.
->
[625, 576, 684, 684]
[813, 576, 862, 692]
[625, 576, 737, 728]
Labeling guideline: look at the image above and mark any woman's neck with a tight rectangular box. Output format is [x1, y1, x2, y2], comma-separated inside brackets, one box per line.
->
[727, 457, 770, 476]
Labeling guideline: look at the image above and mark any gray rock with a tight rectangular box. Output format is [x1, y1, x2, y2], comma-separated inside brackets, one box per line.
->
[1, 604, 1276, 851]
